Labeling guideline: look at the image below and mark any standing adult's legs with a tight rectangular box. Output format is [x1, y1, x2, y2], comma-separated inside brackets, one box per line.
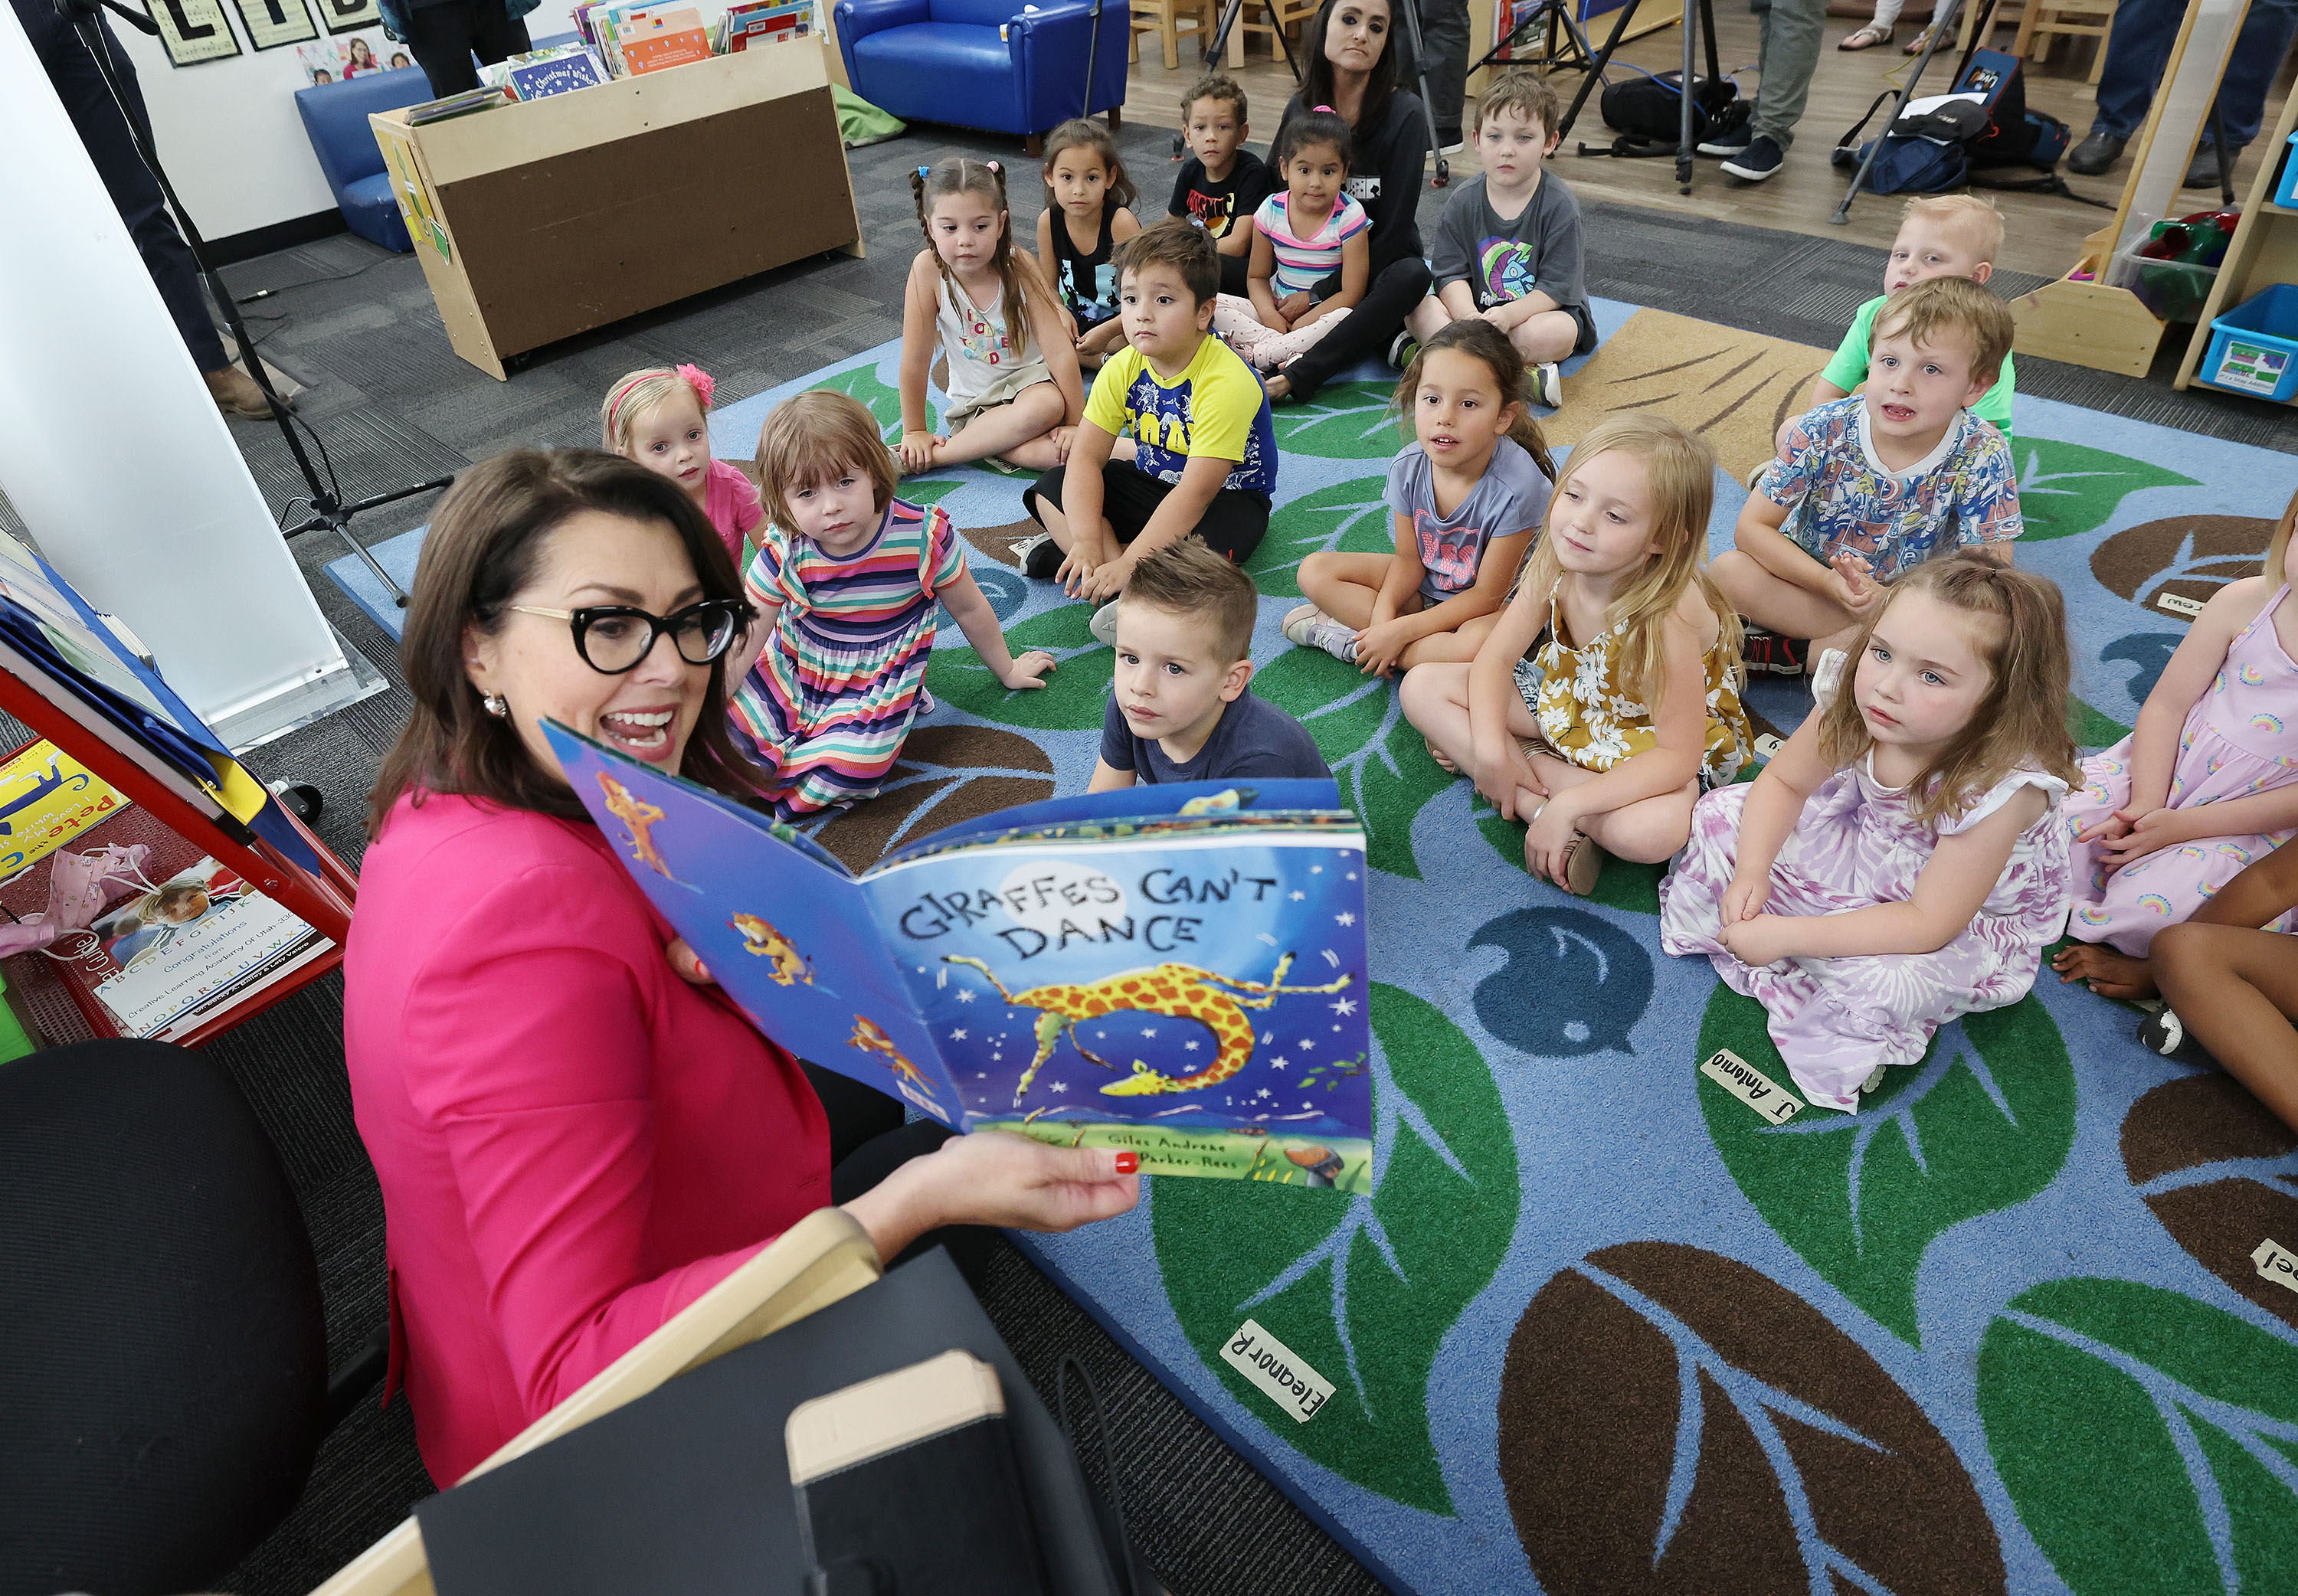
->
[1744, 0, 1827, 152]
[1265, 255, 1435, 403]
[2202, 0, 2298, 149]
[2071, 0, 2179, 171]
[15, 1, 230, 378]
[467, 0, 535, 70]
[1413, 0, 1472, 142]
[402, 1, 485, 96]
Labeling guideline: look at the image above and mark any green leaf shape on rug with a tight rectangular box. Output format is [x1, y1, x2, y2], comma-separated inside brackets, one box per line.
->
[1244, 475, 1393, 600]
[2070, 695, 2132, 751]
[1976, 1277, 2298, 1595]
[925, 603, 1112, 731]
[2013, 437, 2199, 543]
[1272, 381, 1409, 459]
[817, 361, 925, 439]
[1254, 650, 1450, 878]
[1154, 983, 1518, 1516]
[1470, 796, 1664, 914]
[1696, 989, 2076, 1344]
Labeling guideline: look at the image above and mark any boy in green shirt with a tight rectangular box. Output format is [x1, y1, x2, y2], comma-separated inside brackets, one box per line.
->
[1776, 194, 2016, 458]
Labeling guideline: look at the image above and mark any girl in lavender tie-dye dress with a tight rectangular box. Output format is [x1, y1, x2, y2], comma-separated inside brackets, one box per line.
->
[2052, 496, 2298, 998]
[1660, 554, 2080, 1112]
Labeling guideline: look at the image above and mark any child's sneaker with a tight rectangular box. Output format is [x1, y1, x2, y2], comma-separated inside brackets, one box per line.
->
[1282, 602, 1359, 662]
[1089, 600, 1122, 646]
[1810, 647, 1848, 709]
[1533, 361, 1563, 408]
[1741, 626, 1808, 677]
[1010, 531, 1062, 577]
[1387, 330, 1419, 368]
[2136, 1008, 2216, 1067]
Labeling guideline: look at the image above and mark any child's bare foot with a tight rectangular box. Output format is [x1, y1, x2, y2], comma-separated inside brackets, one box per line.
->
[2053, 940, 2157, 1000]
[1426, 737, 1458, 774]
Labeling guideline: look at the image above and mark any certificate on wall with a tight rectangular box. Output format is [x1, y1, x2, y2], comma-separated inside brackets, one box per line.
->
[313, 0, 383, 35]
[145, 0, 243, 65]
[231, 0, 318, 51]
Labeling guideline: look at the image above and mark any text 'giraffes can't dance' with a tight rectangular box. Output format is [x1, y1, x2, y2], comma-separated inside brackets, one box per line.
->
[942, 953, 1352, 1106]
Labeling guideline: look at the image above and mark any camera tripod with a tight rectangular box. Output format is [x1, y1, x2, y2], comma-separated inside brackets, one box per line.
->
[54, 0, 447, 606]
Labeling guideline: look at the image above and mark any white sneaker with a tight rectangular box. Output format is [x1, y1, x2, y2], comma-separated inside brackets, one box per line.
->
[1089, 600, 1122, 646]
[1810, 646, 1848, 710]
[1533, 361, 1563, 408]
[1009, 530, 1058, 577]
[1282, 601, 1357, 662]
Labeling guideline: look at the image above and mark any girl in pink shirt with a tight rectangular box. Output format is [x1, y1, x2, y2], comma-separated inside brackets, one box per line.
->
[601, 364, 764, 566]
[345, 450, 1138, 1485]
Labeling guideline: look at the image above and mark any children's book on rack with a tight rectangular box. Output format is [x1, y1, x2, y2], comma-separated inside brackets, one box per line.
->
[718, 0, 810, 51]
[547, 724, 1377, 1191]
[482, 42, 611, 100]
[0, 531, 354, 1050]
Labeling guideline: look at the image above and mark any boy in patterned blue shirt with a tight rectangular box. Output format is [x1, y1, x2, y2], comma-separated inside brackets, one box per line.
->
[1019, 219, 1277, 645]
[1715, 277, 2022, 678]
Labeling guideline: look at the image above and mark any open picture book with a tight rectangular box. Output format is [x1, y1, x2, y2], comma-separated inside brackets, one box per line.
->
[546, 724, 1376, 1191]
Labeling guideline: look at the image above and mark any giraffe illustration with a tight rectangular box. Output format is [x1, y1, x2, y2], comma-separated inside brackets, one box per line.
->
[596, 773, 670, 878]
[941, 953, 1352, 1105]
[728, 913, 813, 986]
[849, 1015, 938, 1099]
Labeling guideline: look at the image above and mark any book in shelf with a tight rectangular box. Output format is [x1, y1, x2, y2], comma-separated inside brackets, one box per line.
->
[547, 723, 1377, 1190]
[616, 5, 713, 73]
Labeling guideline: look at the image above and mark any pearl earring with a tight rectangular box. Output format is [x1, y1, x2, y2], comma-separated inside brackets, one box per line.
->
[482, 692, 509, 718]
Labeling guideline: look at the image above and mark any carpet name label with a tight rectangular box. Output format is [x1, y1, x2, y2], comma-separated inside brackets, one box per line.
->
[1223, 1319, 1333, 1422]
[1701, 1048, 1803, 1123]
[2156, 590, 2205, 618]
[2254, 1238, 2298, 1295]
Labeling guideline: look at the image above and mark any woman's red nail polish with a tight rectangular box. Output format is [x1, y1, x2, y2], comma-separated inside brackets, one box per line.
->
[1114, 1151, 1140, 1174]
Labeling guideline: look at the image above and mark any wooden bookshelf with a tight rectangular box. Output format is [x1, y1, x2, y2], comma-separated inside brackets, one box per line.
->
[2174, 74, 2298, 399]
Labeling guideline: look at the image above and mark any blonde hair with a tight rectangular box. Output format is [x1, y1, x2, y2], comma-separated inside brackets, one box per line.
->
[1900, 193, 2005, 267]
[2268, 483, 2298, 588]
[753, 390, 898, 535]
[1511, 414, 1739, 708]
[601, 367, 705, 454]
[1042, 118, 1139, 211]
[1815, 552, 2080, 826]
[1871, 275, 2015, 390]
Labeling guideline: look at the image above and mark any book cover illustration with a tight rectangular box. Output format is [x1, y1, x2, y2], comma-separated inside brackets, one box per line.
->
[89, 857, 323, 1039]
[617, 5, 712, 73]
[0, 741, 126, 877]
[485, 42, 609, 99]
[547, 724, 1375, 1191]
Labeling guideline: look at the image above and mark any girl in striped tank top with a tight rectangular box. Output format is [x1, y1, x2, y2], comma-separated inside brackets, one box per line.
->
[730, 391, 1056, 817]
[1210, 107, 1370, 376]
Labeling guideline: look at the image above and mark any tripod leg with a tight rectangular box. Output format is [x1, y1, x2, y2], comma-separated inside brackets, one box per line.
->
[1832, 0, 1962, 221]
[1557, 0, 1646, 140]
[1396, 0, 1451, 185]
[1678, 0, 1695, 190]
[2211, 100, 2236, 210]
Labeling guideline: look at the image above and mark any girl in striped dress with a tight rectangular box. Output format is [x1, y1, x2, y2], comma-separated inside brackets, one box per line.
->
[1210, 107, 1370, 375]
[730, 391, 1056, 818]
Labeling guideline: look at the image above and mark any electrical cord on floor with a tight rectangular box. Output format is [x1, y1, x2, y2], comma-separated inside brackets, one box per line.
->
[234, 253, 395, 304]
[1055, 1354, 1141, 1596]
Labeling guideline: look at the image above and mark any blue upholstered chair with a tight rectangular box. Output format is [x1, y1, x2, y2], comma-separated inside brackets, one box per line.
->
[834, 0, 1130, 150]
[293, 69, 438, 253]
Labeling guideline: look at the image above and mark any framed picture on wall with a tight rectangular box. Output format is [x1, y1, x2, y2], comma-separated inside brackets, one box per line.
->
[144, 0, 243, 65]
[230, 0, 318, 51]
[313, 0, 383, 35]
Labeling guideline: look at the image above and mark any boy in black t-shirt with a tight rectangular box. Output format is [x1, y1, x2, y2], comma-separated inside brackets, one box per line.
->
[1167, 74, 1275, 300]
[1091, 538, 1327, 790]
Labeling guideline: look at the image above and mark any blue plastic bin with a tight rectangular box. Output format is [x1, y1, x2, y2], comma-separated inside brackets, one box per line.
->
[2277, 129, 2298, 208]
[2200, 283, 2298, 402]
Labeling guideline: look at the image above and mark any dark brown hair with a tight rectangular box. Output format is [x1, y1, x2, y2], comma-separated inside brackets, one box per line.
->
[755, 390, 896, 533]
[1123, 535, 1258, 662]
[1392, 317, 1556, 478]
[1042, 118, 1140, 212]
[1297, 0, 1398, 142]
[1815, 551, 2080, 826]
[366, 450, 760, 839]
[1181, 71, 1248, 125]
[1115, 217, 1221, 309]
[1474, 67, 1560, 135]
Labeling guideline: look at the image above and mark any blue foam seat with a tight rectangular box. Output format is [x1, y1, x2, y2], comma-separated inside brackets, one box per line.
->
[293, 69, 439, 253]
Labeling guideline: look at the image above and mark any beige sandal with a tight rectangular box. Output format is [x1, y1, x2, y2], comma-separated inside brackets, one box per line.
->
[1838, 21, 1891, 49]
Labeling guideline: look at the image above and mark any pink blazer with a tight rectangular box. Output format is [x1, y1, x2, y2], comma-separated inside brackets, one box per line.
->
[344, 792, 831, 1485]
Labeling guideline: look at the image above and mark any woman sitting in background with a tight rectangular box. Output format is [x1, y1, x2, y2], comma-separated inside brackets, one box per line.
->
[343, 450, 1137, 1486]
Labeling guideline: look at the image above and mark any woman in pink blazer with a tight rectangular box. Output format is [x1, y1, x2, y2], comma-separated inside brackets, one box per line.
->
[344, 450, 1138, 1486]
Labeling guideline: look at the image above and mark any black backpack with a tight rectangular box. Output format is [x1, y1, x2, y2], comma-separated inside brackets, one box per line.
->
[1835, 41, 2090, 200]
[1598, 67, 1740, 150]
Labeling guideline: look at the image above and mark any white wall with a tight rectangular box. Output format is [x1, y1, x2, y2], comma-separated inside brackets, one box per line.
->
[113, 0, 583, 241]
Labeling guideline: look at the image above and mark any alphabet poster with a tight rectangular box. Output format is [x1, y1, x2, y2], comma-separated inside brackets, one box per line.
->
[230, 0, 316, 50]
[144, 0, 243, 66]
[313, 0, 382, 34]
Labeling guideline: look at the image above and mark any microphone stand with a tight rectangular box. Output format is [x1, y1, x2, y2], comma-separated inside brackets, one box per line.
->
[52, 0, 447, 604]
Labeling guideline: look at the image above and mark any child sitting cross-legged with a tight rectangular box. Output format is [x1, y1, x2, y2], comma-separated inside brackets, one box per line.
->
[1168, 73, 1275, 299]
[1660, 554, 2080, 1113]
[1210, 107, 1372, 377]
[1399, 69, 1594, 409]
[1401, 414, 1752, 898]
[1283, 318, 1555, 672]
[1017, 218, 1278, 643]
[1716, 276, 2022, 685]
[1090, 537, 1330, 790]
[730, 391, 1056, 818]
[1036, 118, 1141, 371]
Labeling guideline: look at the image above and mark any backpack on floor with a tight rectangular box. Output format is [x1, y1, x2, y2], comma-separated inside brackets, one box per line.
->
[1599, 66, 1739, 147]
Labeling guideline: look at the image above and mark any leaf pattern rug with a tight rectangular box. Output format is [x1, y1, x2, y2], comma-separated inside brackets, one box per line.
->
[701, 303, 2298, 1594]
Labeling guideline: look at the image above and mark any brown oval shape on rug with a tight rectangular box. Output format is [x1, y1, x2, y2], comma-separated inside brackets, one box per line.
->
[2122, 1072, 2298, 1332]
[2090, 514, 2277, 611]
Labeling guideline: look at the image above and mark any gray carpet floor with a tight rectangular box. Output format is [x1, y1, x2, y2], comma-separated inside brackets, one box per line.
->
[93, 113, 2296, 1596]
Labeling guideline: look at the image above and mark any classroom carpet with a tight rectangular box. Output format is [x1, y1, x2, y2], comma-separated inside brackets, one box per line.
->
[631, 307, 2298, 1596]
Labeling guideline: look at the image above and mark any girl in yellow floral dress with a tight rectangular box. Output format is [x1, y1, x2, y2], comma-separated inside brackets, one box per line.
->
[1401, 414, 1751, 896]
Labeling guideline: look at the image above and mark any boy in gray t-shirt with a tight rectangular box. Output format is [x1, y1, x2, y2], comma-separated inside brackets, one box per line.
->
[1401, 70, 1595, 404]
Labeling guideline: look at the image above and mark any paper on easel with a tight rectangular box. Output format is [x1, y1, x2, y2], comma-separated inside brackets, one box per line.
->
[1701, 1048, 1803, 1123]
[2253, 1238, 2298, 1296]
